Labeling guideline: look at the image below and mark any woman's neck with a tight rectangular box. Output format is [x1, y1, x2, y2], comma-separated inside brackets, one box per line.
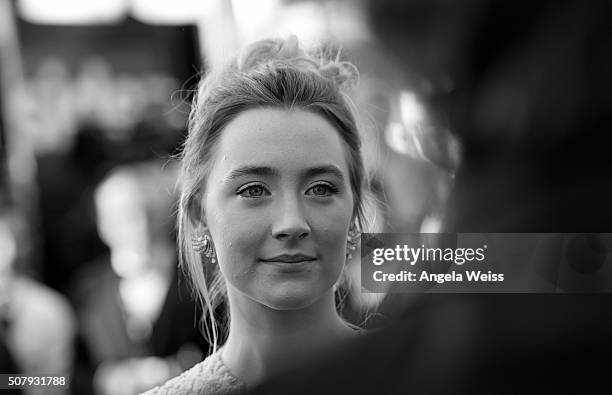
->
[221, 288, 356, 386]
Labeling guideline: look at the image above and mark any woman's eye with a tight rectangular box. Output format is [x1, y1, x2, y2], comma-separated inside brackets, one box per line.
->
[237, 184, 269, 198]
[307, 183, 338, 197]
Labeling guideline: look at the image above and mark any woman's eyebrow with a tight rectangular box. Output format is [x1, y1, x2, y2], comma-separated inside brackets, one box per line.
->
[224, 165, 345, 182]
[224, 166, 280, 182]
[303, 165, 345, 181]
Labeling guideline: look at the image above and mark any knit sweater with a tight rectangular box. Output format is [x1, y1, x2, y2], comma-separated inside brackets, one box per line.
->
[140, 348, 246, 395]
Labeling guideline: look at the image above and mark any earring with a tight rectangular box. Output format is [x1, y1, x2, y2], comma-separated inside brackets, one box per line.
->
[346, 227, 359, 260]
[192, 233, 217, 263]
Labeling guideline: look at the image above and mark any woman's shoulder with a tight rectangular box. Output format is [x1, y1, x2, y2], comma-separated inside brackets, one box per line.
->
[140, 349, 246, 395]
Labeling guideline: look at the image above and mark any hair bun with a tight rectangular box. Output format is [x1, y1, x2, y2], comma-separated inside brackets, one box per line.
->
[236, 35, 359, 89]
[237, 35, 304, 71]
[277, 34, 300, 59]
[319, 61, 359, 88]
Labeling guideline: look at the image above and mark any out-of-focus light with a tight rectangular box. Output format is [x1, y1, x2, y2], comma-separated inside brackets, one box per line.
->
[392, 90, 462, 169]
[18, 0, 127, 24]
[131, 0, 211, 25]
[326, 2, 371, 43]
[273, 3, 326, 48]
[231, 0, 280, 44]
[420, 215, 443, 233]
[385, 121, 419, 157]
[399, 91, 425, 125]
[385, 122, 408, 155]
[385, 91, 428, 157]
[0, 222, 17, 273]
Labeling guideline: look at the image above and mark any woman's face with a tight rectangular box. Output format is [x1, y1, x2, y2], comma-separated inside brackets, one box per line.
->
[201, 108, 354, 310]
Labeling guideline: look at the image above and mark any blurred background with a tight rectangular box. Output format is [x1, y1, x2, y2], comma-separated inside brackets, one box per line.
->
[1, 0, 610, 394]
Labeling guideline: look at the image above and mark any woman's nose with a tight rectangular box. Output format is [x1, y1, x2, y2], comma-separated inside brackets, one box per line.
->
[271, 196, 311, 241]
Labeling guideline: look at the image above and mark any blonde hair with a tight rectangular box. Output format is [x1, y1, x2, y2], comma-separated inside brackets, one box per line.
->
[177, 36, 367, 350]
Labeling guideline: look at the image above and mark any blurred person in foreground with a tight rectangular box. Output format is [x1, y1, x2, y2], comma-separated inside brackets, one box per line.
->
[247, 0, 612, 394]
[0, 209, 75, 395]
[142, 35, 368, 394]
[70, 161, 208, 395]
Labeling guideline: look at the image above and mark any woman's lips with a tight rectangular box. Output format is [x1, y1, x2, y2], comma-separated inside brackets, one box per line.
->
[260, 254, 316, 263]
[259, 255, 317, 272]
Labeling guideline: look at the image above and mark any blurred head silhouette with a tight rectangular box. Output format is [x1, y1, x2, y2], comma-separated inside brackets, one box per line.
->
[94, 161, 178, 279]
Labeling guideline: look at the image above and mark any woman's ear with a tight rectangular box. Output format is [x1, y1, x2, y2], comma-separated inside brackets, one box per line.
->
[187, 196, 206, 230]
